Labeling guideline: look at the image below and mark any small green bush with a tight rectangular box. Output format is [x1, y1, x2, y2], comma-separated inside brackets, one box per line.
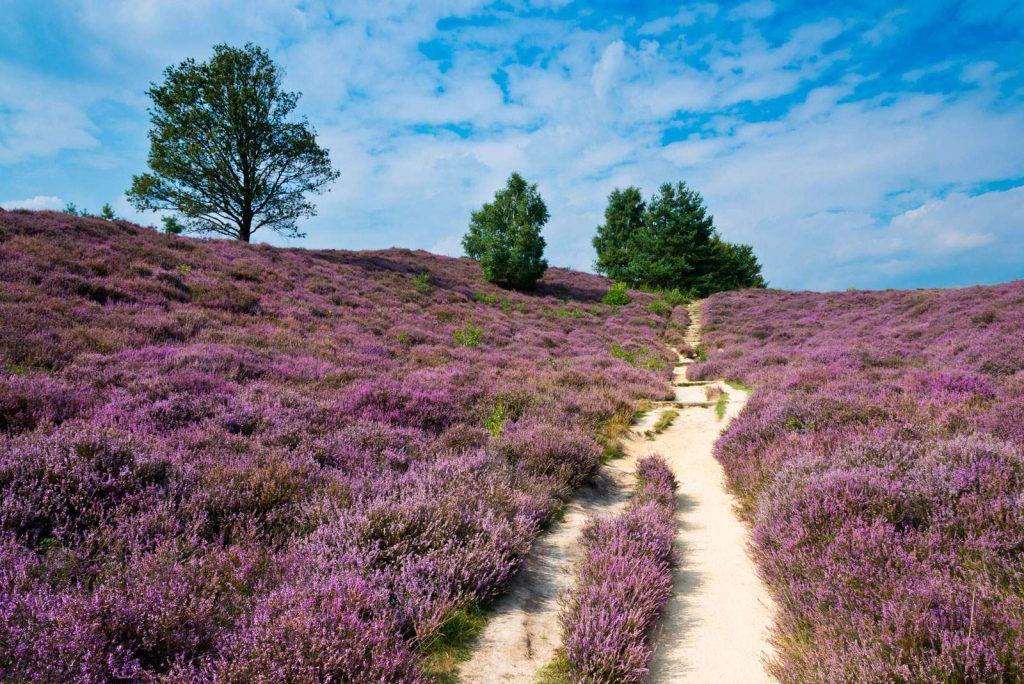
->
[454, 322, 483, 347]
[647, 298, 670, 317]
[602, 282, 631, 305]
[414, 272, 432, 294]
[485, 400, 509, 436]
[474, 291, 499, 306]
[662, 288, 690, 306]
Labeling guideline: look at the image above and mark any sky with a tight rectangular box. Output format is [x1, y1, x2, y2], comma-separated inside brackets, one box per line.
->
[1, 0, 1023, 290]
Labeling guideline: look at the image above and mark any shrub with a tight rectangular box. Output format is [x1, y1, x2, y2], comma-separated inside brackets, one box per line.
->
[560, 455, 677, 682]
[602, 282, 631, 305]
[0, 209, 674, 679]
[453, 322, 483, 348]
[474, 291, 499, 306]
[691, 284, 1024, 680]
[647, 298, 670, 317]
[413, 272, 432, 294]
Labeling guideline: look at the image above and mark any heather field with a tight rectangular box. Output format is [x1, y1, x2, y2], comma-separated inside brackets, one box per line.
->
[690, 285, 1024, 682]
[0, 210, 679, 681]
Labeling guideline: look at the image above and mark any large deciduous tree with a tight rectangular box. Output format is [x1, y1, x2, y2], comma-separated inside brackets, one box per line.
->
[127, 43, 339, 242]
[593, 181, 765, 296]
[463, 172, 549, 290]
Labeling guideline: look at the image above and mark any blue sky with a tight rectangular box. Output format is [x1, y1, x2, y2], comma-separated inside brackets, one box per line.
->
[1, 0, 1023, 290]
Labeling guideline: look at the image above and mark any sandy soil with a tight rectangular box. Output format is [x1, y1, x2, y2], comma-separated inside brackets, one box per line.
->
[460, 301, 775, 682]
[643, 359, 777, 683]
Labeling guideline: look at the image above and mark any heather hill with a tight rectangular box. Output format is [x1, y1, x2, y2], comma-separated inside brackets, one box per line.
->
[0, 209, 680, 681]
[690, 285, 1024, 681]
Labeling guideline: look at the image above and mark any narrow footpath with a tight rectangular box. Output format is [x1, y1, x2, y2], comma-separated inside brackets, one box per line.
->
[460, 301, 775, 682]
[644, 301, 777, 682]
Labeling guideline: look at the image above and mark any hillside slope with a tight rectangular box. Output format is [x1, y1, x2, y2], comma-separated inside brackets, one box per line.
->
[691, 285, 1024, 681]
[0, 209, 676, 681]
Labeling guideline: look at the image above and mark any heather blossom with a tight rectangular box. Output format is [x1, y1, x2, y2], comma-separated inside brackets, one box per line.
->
[0, 209, 674, 680]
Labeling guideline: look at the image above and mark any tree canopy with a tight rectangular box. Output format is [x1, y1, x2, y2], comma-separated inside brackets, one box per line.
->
[463, 172, 549, 290]
[593, 181, 765, 296]
[127, 43, 339, 242]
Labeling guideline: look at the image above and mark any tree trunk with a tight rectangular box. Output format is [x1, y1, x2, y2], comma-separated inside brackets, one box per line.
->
[238, 213, 252, 243]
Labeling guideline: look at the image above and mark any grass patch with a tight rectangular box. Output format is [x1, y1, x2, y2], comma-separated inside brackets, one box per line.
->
[610, 343, 666, 371]
[600, 439, 625, 464]
[715, 390, 730, 420]
[474, 291, 499, 306]
[535, 650, 572, 684]
[418, 604, 491, 682]
[645, 409, 679, 439]
[554, 305, 588, 319]
[725, 378, 752, 392]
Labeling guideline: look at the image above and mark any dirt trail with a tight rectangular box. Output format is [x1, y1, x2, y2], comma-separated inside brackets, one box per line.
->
[460, 300, 775, 682]
[644, 365, 777, 681]
[458, 439, 638, 681]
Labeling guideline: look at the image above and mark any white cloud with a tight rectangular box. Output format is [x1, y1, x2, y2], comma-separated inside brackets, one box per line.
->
[0, 195, 64, 211]
[729, 0, 776, 21]
[591, 40, 625, 101]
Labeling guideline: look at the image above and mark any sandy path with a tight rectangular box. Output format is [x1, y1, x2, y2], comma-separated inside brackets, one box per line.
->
[460, 301, 775, 682]
[643, 359, 777, 683]
[642, 299, 776, 682]
[458, 451, 638, 682]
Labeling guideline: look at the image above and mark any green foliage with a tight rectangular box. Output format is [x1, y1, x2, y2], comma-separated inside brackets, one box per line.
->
[418, 604, 491, 683]
[601, 282, 631, 305]
[127, 43, 339, 242]
[725, 379, 752, 392]
[535, 651, 572, 684]
[646, 409, 679, 438]
[485, 400, 509, 437]
[554, 305, 587, 319]
[593, 181, 766, 296]
[397, 331, 410, 346]
[99, 204, 117, 220]
[161, 215, 185, 234]
[600, 440, 625, 464]
[176, 263, 192, 275]
[454, 322, 483, 347]
[610, 343, 664, 370]
[647, 298, 671, 317]
[474, 291, 499, 306]
[714, 390, 729, 420]
[463, 172, 549, 290]
[62, 202, 80, 216]
[413, 272, 433, 294]
[662, 287, 690, 306]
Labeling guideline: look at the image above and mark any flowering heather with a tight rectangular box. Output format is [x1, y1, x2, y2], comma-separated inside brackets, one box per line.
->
[0, 209, 675, 681]
[560, 455, 677, 683]
[690, 285, 1024, 682]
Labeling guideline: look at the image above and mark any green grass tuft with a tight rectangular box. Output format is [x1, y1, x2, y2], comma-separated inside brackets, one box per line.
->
[418, 604, 492, 683]
[535, 650, 572, 684]
[715, 390, 730, 420]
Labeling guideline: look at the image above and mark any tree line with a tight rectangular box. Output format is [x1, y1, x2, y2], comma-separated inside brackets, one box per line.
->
[123, 43, 765, 295]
